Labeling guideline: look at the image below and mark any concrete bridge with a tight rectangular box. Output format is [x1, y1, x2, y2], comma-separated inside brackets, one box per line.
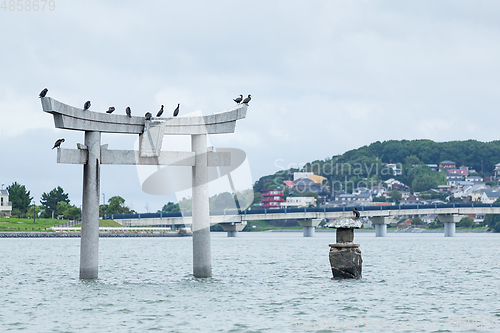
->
[107, 202, 500, 237]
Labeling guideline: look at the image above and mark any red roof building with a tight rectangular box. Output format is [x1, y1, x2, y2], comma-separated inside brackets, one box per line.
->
[261, 190, 285, 208]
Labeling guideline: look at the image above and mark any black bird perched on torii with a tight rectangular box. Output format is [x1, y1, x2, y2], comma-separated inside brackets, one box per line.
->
[126, 106, 132, 118]
[233, 94, 243, 104]
[83, 101, 91, 111]
[39, 88, 48, 98]
[106, 107, 115, 114]
[52, 138, 65, 149]
[144, 112, 152, 121]
[173, 104, 180, 117]
[242, 94, 251, 105]
[353, 207, 360, 219]
[156, 105, 164, 117]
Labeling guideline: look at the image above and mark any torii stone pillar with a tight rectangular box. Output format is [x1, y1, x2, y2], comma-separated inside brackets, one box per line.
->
[41, 97, 247, 279]
[80, 131, 101, 278]
[191, 134, 211, 276]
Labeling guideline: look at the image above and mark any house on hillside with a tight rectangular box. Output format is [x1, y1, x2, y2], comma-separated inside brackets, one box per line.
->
[427, 164, 438, 171]
[353, 187, 369, 195]
[261, 189, 285, 208]
[494, 163, 500, 180]
[370, 185, 386, 197]
[422, 214, 436, 224]
[0, 189, 12, 216]
[290, 178, 330, 201]
[447, 174, 463, 187]
[438, 185, 452, 192]
[480, 188, 500, 204]
[466, 175, 483, 182]
[447, 168, 468, 177]
[439, 160, 456, 172]
[402, 195, 426, 205]
[386, 163, 402, 176]
[384, 178, 408, 191]
[282, 196, 316, 208]
[293, 172, 313, 181]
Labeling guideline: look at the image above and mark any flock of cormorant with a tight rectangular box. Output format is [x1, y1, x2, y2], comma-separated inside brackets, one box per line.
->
[40, 88, 252, 150]
[39, 88, 182, 120]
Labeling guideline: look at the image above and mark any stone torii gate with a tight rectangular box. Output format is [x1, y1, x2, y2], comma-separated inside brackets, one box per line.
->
[41, 97, 247, 278]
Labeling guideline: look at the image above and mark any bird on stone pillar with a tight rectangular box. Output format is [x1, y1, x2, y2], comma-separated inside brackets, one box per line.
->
[145, 112, 152, 121]
[126, 107, 132, 118]
[353, 207, 360, 219]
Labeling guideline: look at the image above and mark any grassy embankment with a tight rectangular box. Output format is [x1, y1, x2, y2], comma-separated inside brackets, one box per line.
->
[0, 218, 122, 231]
[0, 217, 62, 232]
[72, 220, 122, 227]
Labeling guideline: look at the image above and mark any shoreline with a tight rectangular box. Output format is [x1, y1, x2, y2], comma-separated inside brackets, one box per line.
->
[0, 232, 192, 238]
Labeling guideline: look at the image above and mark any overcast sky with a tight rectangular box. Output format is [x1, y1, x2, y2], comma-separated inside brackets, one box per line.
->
[1, 1, 500, 212]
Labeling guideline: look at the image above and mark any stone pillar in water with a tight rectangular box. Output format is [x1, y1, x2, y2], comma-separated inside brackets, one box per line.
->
[327, 217, 363, 279]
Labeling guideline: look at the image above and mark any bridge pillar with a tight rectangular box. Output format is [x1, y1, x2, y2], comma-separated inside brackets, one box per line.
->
[192, 134, 212, 277]
[297, 219, 321, 237]
[220, 221, 247, 237]
[80, 131, 101, 279]
[439, 215, 462, 237]
[370, 216, 390, 237]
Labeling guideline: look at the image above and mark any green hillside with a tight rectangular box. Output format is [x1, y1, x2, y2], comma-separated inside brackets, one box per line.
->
[254, 139, 500, 195]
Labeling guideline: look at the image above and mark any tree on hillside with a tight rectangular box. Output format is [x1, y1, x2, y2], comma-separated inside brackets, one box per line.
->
[107, 196, 132, 214]
[210, 192, 236, 210]
[26, 204, 41, 219]
[6, 182, 33, 215]
[40, 186, 70, 218]
[159, 202, 180, 213]
[458, 216, 474, 228]
[63, 205, 81, 220]
[389, 190, 402, 204]
[412, 217, 422, 226]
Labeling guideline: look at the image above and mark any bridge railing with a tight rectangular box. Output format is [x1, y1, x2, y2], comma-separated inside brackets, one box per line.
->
[105, 203, 500, 220]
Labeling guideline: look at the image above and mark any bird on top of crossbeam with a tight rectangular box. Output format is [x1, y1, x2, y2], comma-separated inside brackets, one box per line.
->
[173, 104, 180, 117]
[106, 107, 115, 114]
[83, 101, 91, 111]
[242, 94, 251, 105]
[145, 112, 152, 121]
[126, 106, 131, 118]
[52, 138, 65, 149]
[156, 105, 164, 117]
[353, 207, 360, 219]
[233, 94, 243, 104]
[39, 88, 48, 98]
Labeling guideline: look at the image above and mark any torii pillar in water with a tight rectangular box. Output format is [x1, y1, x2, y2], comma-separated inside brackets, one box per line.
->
[41, 97, 247, 278]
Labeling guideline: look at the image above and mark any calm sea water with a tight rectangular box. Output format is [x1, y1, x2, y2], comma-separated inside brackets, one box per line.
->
[0, 232, 499, 332]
